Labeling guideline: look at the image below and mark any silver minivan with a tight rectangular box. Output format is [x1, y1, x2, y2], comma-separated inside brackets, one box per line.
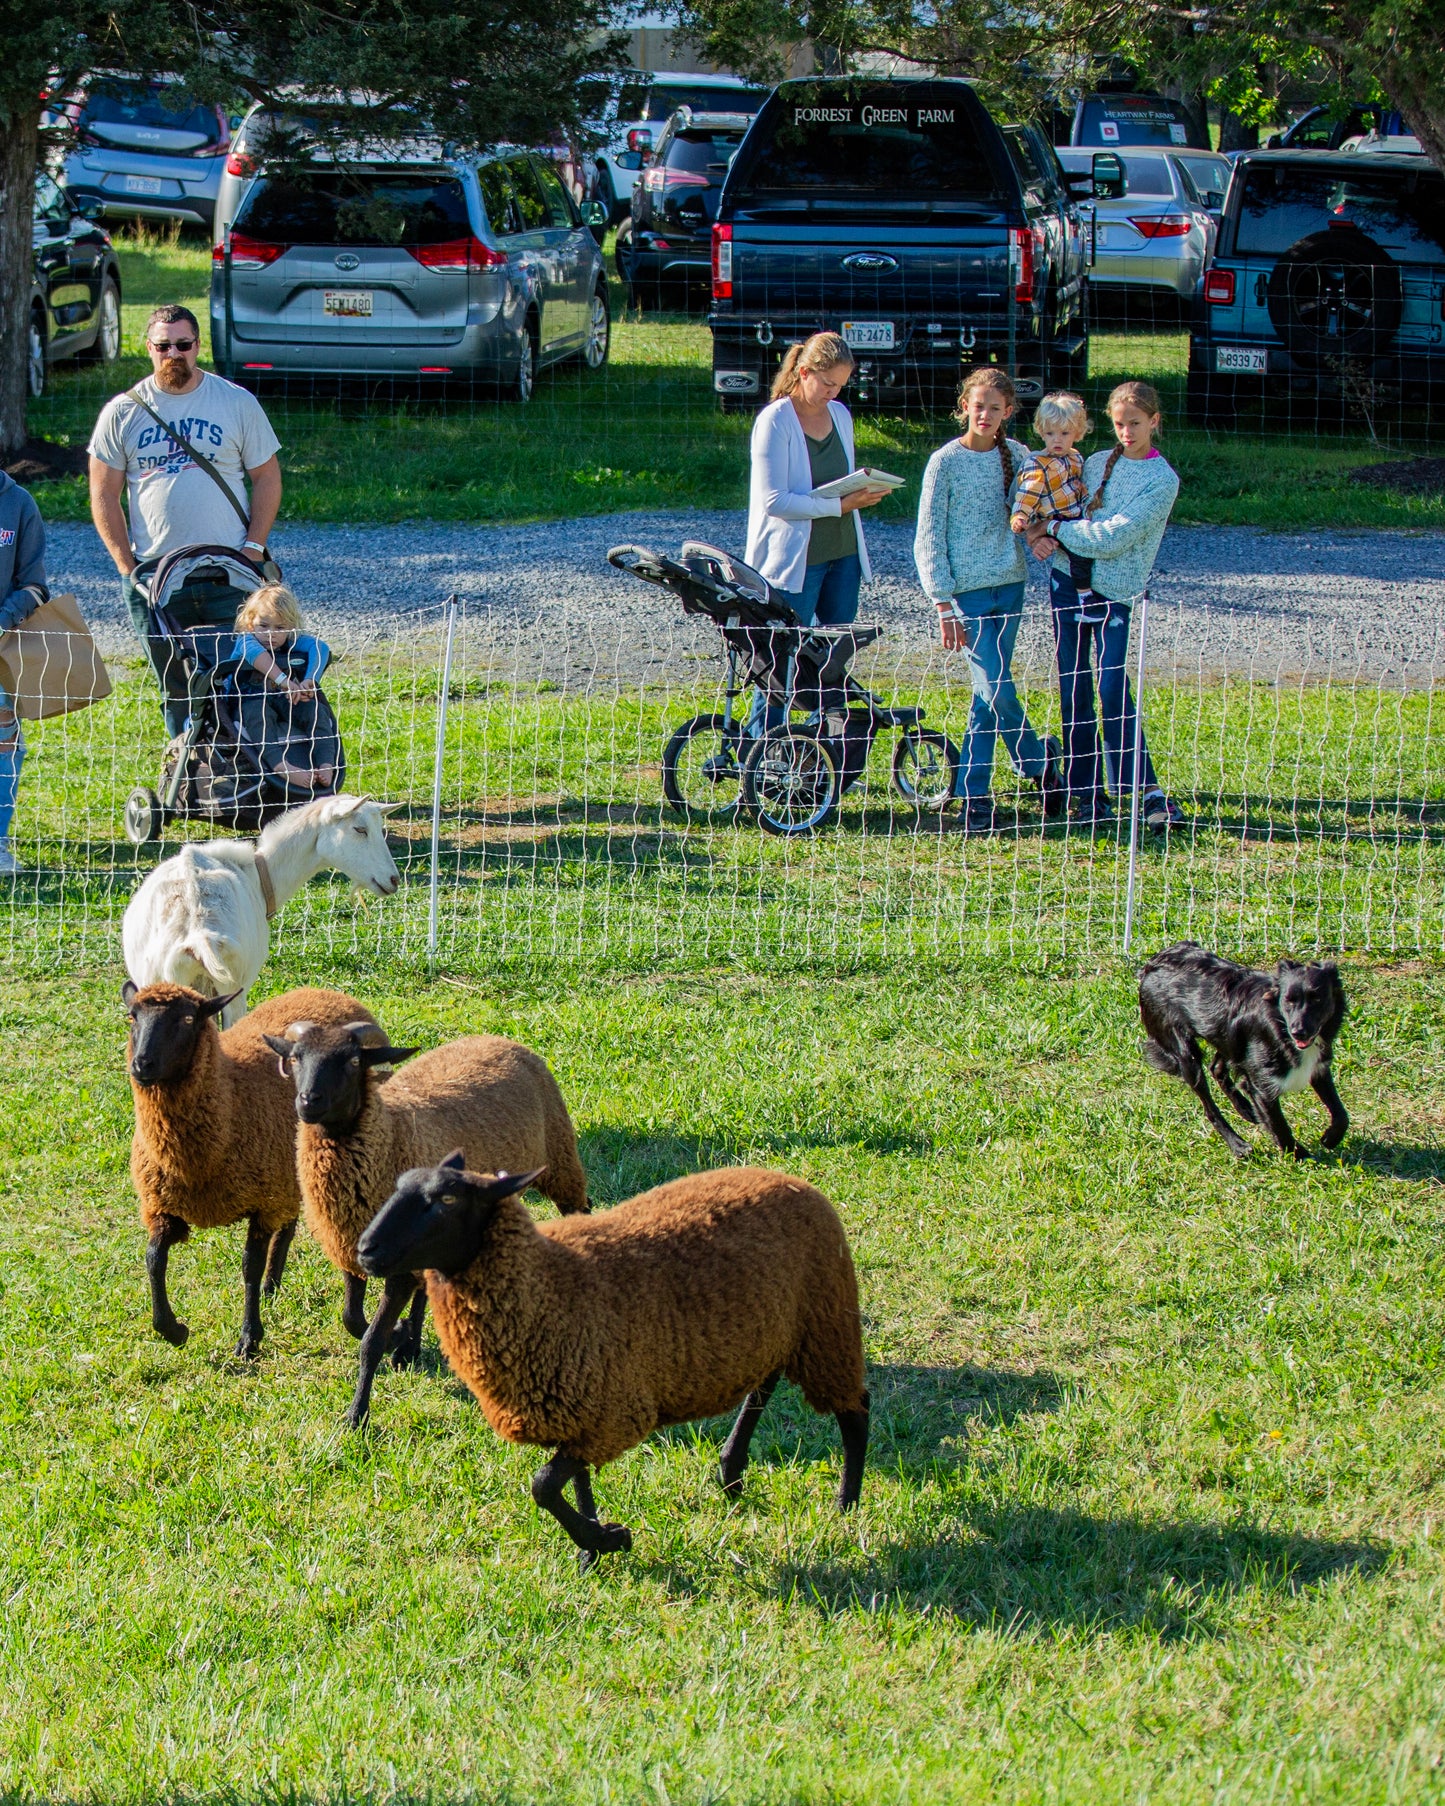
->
[210, 154, 610, 399]
[1057, 147, 1217, 303]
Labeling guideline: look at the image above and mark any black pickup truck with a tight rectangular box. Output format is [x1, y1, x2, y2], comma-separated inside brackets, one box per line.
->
[709, 77, 1095, 412]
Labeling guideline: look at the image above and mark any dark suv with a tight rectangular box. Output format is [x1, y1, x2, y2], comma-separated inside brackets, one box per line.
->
[618, 107, 750, 310]
[1187, 149, 1445, 423]
[709, 78, 1094, 412]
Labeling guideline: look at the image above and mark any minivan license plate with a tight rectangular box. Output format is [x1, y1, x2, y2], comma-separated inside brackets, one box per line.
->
[124, 175, 164, 196]
[324, 290, 373, 317]
[1216, 346, 1267, 373]
[842, 320, 894, 350]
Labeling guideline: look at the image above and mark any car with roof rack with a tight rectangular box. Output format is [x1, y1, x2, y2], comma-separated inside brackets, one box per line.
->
[1186, 147, 1445, 424]
[582, 70, 769, 224]
[616, 106, 751, 309]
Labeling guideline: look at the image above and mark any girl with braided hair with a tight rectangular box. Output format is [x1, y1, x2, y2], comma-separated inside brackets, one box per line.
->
[914, 366, 1063, 835]
[1029, 380, 1183, 831]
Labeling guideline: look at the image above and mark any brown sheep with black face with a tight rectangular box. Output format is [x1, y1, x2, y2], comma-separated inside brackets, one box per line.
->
[358, 1159, 869, 1571]
[264, 1022, 589, 1430]
[123, 981, 380, 1359]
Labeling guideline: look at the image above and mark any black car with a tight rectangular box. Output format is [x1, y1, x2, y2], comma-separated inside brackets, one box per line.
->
[1186, 149, 1445, 423]
[709, 77, 1097, 412]
[29, 171, 123, 398]
[617, 107, 750, 310]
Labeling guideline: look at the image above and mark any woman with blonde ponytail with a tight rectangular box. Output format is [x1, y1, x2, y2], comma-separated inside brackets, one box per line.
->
[744, 332, 889, 629]
[913, 366, 1062, 835]
[1028, 379, 1182, 831]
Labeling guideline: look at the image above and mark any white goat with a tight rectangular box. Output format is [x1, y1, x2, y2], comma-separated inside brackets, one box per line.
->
[123, 795, 402, 1026]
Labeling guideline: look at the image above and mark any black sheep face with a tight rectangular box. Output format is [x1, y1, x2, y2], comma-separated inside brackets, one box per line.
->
[358, 1154, 544, 1278]
[1274, 960, 1342, 1050]
[123, 981, 234, 1087]
[262, 1023, 417, 1134]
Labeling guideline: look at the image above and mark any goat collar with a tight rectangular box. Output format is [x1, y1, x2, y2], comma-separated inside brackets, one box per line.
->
[254, 851, 277, 920]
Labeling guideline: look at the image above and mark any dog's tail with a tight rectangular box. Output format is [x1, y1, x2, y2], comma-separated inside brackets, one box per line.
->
[1140, 1037, 1182, 1077]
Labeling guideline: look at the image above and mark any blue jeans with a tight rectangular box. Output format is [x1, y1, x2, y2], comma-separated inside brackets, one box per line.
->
[952, 582, 1050, 801]
[1050, 570, 1159, 807]
[0, 680, 24, 842]
[749, 554, 862, 733]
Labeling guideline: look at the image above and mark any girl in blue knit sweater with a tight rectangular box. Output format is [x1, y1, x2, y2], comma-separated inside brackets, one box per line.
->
[914, 367, 1063, 835]
[1028, 380, 1183, 831]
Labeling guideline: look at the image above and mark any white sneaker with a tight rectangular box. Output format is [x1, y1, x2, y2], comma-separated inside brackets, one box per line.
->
[0, 840, 19, 876]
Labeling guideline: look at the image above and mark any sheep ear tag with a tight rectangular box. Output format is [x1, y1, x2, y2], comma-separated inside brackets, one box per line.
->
[480, 1168, 547, 1202]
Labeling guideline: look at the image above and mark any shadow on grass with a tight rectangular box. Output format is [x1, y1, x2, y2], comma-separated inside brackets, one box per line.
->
[1339, 1136, 1445, 1184]
[779, 1503, 1386, 1640]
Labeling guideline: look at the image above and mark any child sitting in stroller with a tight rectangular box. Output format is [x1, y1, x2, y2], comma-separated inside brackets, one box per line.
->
[233, 584, 336, 792]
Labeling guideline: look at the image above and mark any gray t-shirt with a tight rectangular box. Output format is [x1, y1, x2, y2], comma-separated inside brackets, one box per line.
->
[88, 371, 281, 562]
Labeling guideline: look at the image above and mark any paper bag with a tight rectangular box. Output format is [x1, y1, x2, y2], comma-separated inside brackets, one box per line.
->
[0, 593, 112, 720]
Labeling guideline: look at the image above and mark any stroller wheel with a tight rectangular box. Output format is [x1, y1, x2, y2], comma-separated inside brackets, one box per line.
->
[661, 714, 746, 824]
[893, 730, 961, 812]
[742, 729, 839, 837]
[124, 786, 165, 846]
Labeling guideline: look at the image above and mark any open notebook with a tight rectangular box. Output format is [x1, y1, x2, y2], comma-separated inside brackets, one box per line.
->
[810, 467, 906, 500]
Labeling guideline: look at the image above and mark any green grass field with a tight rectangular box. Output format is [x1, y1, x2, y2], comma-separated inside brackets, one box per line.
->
[24, 228, 1445, 533]
[3, 952, 1444, 1803]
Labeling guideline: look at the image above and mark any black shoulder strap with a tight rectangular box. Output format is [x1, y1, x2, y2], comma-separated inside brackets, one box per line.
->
[125, 386, 251, 532]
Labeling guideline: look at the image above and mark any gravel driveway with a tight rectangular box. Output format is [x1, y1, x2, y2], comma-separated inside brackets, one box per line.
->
[47, 516, 1445, 685]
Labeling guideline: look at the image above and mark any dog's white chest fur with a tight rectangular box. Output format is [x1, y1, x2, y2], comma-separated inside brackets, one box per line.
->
[1278, 1039, 1323, 1094]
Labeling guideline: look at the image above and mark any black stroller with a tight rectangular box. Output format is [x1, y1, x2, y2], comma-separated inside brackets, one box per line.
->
[122, 546, 346, 845]
[609, 541, 959, 836]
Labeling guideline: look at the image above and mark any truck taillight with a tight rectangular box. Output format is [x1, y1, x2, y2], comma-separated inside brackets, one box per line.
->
[1010, 226, 1040, 305]
[712, 223, 732, 299]
[1204, 268, 1236, 305]
[226, 151, 255, 178]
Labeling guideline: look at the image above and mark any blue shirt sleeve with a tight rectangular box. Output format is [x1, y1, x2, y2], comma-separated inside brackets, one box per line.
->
[0, 494, 49, 633]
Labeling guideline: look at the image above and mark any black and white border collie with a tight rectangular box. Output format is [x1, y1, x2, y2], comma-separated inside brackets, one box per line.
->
[1139, 941, 1348, 1159]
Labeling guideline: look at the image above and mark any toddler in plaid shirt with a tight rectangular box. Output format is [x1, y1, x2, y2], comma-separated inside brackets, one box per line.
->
[1011, 392, 1102, 619]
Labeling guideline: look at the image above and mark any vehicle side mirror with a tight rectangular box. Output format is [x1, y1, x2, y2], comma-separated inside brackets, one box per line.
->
[1064, 172, 1094, 199]
[580, 199, 609, 228]
[1205, 190, 1224, 210]
[626, 127, 653, 156]
[1264, 132, 1282, 149]
[616, 149, 642, 172]
[1091, 151, 1126, 199]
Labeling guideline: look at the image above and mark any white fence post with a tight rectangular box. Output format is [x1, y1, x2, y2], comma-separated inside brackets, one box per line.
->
[428, 595, 459, 965]
[1122, 587, 1150, 957]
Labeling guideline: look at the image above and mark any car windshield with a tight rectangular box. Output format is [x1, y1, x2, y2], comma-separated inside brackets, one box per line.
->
[1080, 95, 1194, 147]
[1236, 166, 1445, 258]
[84, 82, 218, 141]
[666, 132, 743, 175]
[647, 84, 765, 122]
[235, 173, 472, 245]
[730, 84, 1000, 200]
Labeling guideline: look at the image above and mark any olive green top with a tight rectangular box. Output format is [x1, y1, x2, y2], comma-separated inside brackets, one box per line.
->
[805, 425, 859, 567]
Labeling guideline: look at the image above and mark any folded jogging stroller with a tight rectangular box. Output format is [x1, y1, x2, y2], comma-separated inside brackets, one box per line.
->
[608, 541, 959, 836]
[122, 545, 346, 845]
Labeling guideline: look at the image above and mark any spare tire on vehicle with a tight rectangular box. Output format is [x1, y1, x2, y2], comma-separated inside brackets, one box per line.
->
[1266, 227, 1403, 364]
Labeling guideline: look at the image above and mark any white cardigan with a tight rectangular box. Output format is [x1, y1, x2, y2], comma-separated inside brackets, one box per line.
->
[744, 397, 873, 593]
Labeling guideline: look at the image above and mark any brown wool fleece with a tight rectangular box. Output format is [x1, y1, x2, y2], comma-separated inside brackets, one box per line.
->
[297, 1035, 588, 1278]
[427, 1166, 866, 1469]
[129, 985, 379, 1239]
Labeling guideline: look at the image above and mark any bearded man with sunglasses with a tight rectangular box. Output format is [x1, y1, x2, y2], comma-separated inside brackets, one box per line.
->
[88, 304, 283, 735]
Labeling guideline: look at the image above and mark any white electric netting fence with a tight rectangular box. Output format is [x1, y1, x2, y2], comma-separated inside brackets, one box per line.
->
[5, 582, 1442, 977]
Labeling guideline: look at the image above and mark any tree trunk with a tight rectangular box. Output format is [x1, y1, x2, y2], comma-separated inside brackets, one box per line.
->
[1219, 109, 1259, 152]
[1379, 56, 1445, 173]
[0, 104, 40, 462]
